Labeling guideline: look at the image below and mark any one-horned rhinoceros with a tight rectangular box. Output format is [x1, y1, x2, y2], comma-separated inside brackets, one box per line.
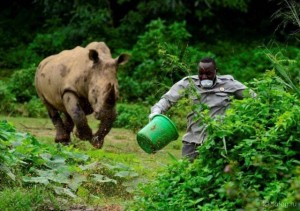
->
[35, 42, 129, 148]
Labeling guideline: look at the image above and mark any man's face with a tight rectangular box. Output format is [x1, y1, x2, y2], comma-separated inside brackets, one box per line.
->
[198, 62, 216, 81]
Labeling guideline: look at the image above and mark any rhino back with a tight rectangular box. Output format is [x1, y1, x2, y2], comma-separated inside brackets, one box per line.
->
[35, 46, 93, 110]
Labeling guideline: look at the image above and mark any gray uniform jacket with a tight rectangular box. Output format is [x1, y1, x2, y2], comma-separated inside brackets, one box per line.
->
[151, 75, 246, 144]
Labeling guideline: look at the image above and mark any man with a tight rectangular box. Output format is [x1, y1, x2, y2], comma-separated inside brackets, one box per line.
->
[149, 57, 247, 161]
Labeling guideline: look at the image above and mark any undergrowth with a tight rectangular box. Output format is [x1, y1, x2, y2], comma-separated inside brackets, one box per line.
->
[129, 71, 300, 210]
[0, 120, 140, 208]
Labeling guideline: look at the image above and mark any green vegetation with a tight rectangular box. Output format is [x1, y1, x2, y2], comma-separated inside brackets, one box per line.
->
[0, 117, 182, 209]
[0, 0, 300, 210]
[1, 1, 300, 118]
[0, 0, 283, 70]
[130, 70, 300, 210]
[0, 187, 60, 210]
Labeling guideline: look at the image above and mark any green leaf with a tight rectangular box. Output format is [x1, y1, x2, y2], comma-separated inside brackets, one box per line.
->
[79, 161, 100, 171]
[167, 152, 178, 162]
[22, 176, 49, 185]
[0, 164, 16, 181]
[53, 186, 77, 198]
[63, 150, 89, 162]
[91, 174, 117, 184]
[67, 173, 87, 191]
[40, 153, 66, 169]
[35, 168, 71, 184]
[192, 188, 201, 193]
[114, 171, 139, 178]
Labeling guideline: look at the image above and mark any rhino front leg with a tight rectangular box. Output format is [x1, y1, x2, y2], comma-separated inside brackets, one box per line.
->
[63, 92, 93, 141]
[43, 100, 70, 144]
[91, 109, 117, 149]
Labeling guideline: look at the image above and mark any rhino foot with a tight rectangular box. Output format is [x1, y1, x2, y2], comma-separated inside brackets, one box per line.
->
[55, 135, 71, 145]
[90, 136, 104, 149]
[75, 128, 93, 141]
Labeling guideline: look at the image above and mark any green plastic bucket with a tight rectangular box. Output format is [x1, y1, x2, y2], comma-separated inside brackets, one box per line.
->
[136, 114, 179, 154]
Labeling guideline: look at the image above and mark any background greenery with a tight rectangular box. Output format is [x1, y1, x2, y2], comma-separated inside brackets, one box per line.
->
[0, 0, 300, 210]
[1, 0, 300, 130]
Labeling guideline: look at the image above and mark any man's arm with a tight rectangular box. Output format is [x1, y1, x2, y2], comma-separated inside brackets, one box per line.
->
[234, 89, 244, 100]
[149, 78, 189, 119]
[234, 89, 257, 100]
[150, 98, 172, 119]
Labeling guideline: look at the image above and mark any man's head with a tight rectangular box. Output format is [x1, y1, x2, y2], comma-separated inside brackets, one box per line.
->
[198, 57, 217, 88]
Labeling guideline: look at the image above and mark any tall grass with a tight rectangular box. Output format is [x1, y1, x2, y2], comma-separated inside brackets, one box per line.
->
[270, 0, 300, 97]
[266, 52, 300, 97]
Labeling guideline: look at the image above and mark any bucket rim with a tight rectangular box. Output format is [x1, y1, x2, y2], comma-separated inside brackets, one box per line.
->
[152, 114, 179, 137]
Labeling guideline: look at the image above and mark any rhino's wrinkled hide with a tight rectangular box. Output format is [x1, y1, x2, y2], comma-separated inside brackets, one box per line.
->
[35, 42, 129, 148]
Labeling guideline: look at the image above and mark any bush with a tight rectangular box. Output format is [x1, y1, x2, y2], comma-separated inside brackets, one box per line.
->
[114, 103, 149, 132]
[22, 26, 86, 68]
[0, 80, 17, 114]
[119, 19, 204, 104]
[0, 65, 46, 117]
[6, 66, 37, 103]
[22, 97, 47, 118]
[129, 71, 300, 210]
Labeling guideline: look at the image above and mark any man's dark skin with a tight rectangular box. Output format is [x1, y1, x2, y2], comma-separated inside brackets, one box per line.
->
[198, 61, 217, 81]
[198, 61, 244, 99]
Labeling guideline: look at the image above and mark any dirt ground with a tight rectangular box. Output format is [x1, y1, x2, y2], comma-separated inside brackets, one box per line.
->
[69, 204, 122, 211]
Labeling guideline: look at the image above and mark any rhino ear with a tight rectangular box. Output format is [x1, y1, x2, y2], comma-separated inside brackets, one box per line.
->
[89, 49, 99, 63]
[117, 53, 130, 65]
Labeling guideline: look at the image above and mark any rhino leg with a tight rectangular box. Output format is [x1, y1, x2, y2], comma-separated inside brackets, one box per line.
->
[91, 108, 117, 149]
[63, 113, 74, 134]
[63, 92, 93, 141]
[43, 100, 70, 144]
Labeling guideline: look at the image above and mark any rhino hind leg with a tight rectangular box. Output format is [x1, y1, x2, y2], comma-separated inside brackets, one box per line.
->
[63, 113, 74, 134]
[63, 92, 93, 141]
[42, 100, 71, 144]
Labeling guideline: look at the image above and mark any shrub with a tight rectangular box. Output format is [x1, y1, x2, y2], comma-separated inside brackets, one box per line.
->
[114, 103, 149, 132]
[129, 71, 300, 210]
[6, 65, 37, 103]
[118, 19, 209, 104]
[22, 27, 86, 68]
[0, 80, 17, 114]
[22, 97, 47, 118]
[0, 65, 49, 117]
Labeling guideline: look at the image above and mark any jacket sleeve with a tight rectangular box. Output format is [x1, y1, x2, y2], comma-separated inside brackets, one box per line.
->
[151, 78, 188, 114]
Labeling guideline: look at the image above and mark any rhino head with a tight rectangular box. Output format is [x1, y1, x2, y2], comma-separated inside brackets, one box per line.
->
[87, 49, 129, 120]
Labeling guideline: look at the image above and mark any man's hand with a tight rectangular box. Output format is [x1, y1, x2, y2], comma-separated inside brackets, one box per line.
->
[149, 112, 160, 121]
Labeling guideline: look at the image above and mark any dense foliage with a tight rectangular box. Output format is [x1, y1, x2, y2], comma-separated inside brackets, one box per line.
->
[0, 120, 140, 208]
[130, 71, 300, 210]
[0, 1, 300, 209]
[0, 0, 285, 69]
[1, 0, 300, 120]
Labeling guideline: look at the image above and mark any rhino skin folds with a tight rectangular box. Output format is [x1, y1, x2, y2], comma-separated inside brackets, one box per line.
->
[35, 42, 129, 148]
